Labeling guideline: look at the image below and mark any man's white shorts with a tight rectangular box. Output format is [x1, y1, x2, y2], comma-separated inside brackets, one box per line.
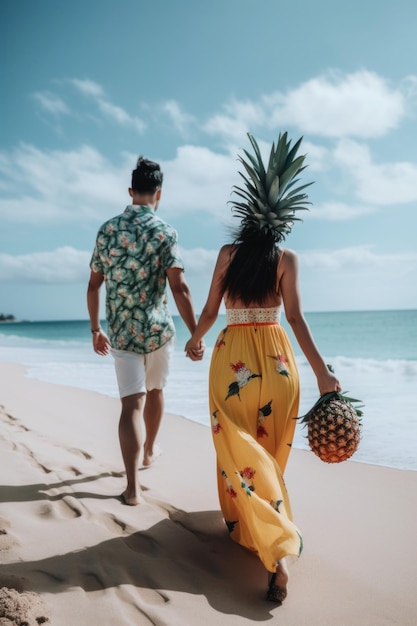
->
[111, 338, 175, 398]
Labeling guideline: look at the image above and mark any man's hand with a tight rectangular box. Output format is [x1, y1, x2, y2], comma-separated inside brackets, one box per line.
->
[92, 330, 111, 356]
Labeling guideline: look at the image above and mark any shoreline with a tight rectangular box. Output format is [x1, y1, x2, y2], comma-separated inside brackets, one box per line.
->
[0, 362, 417, 625]
[2, 356, 416, 473]
[1, 308, 417, 473]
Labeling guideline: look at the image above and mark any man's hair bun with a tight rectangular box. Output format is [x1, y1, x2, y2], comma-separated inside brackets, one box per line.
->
[132, 156, 163, 193]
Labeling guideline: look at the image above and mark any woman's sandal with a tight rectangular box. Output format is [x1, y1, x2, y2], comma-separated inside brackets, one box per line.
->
[266, 572, 288, 605]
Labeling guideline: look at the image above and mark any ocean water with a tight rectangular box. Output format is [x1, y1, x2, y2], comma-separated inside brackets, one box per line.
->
[0, 310, 416, 471]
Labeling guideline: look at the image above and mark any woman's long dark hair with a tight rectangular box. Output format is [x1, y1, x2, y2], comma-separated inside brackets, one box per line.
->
[221, 228, 280, 306]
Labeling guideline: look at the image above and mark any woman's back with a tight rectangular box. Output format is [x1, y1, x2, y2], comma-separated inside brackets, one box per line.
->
[221, 244, 286, 310]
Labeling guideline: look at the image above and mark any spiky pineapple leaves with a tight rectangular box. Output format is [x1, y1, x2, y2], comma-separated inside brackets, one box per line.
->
[230, 131, 313, 242]
[337, 393, 364, 418]
[325, 363, 364, 418]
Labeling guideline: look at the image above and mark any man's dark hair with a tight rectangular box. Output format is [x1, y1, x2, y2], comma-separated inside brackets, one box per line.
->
[131, 156, 163, 193]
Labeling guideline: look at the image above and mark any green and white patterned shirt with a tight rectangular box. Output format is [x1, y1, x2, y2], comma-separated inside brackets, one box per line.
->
[90, 204, 184, 354]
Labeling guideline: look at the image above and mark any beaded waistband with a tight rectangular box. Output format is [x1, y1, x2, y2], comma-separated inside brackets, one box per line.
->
[226, 307, 281, 325]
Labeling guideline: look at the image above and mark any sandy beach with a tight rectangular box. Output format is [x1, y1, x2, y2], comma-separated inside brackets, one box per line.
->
[0, 362, 416, 625]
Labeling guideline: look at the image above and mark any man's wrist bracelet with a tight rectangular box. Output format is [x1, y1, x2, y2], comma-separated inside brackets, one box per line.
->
[91, 328, 101, 334]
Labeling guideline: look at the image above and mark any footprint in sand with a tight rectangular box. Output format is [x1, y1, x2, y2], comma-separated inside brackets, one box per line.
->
[35, 494, 85, 520]
[117, 583, 169, 608]
[0, 516, 20, 552]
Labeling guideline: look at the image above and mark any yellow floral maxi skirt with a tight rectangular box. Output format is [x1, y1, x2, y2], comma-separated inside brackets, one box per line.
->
[209, 314, 303, 572]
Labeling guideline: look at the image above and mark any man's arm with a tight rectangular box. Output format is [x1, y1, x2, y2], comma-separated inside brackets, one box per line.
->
[166, 267, 204, 359]
[183, 245, 227, 360]
[87, 269, 111, 355]
[166, 267, 198, 334]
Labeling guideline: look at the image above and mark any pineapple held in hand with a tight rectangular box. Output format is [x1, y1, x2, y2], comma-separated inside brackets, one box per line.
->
[299, 390, 364, 464]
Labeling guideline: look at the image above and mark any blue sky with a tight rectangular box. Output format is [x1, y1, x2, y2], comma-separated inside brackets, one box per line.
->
[1, 0, 417, 320]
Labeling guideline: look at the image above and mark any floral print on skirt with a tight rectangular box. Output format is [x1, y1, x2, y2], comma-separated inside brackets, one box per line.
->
[209, 315, 303, 572]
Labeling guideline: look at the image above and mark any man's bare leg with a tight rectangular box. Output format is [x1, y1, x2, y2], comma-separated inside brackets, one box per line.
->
[142, 388, 163, 466]
[119, 392, 146, 505]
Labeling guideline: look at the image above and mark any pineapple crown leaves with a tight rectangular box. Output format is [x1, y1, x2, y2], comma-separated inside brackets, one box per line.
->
[298, 391, 364, 428]
[298, 363, 364, 426]
[229, 131, 313, 243]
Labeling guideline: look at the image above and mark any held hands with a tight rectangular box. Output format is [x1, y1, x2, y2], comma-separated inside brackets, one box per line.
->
[185, 338, 206, 361]
[92, 330, 111, 356]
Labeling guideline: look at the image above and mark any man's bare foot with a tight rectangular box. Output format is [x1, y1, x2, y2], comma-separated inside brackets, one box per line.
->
[141, 444, 162, 469]
[266, 560, 288, 604]
[120, 489, 145, 506]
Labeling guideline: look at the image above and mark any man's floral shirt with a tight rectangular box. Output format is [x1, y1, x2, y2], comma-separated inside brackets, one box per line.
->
[90, 204, 184, 354]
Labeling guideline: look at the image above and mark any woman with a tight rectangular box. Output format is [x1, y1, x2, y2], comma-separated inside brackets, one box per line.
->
[185, 132, 340, 604]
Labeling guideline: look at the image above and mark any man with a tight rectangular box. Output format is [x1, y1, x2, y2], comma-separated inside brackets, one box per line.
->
[87, 156, 203, 505]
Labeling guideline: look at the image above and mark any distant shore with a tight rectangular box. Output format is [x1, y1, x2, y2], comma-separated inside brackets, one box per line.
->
[0, 315, 17, 323]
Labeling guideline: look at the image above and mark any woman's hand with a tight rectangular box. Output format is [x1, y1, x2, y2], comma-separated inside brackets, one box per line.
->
[185, 338, 205, 361]
[317, 370, 342, 396]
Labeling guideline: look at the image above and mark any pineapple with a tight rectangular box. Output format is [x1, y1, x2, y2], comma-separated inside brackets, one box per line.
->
[299, 391, 363, 463]
[230, 131, 312, 242]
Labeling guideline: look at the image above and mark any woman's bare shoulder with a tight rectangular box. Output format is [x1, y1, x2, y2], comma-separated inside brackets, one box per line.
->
[219, 243, 233, 254]
[279, 247, 298, 267]
[216, 244, 234, 263]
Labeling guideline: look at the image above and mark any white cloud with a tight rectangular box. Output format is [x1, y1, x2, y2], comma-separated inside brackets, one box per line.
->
[162, 100, 195, 136]
[180, 247, 218, 274]
[0, 143, 239, 224]
[3, 69, 417, 233]
[308, 201, 378, 221]
[160, 145, 238, 218]
[301, 141, 331, 172]
[32, 91, 70, 116]
[299, 245, 417, 271]
[0, 144, 128, 222]
[204, 71, 408, 146]
[333, 139, 417, 205]
[265, 70, 405, 138]
[297, 246, 417, 311]
[0, 247, 90, 283]
[70, 78, 105, 98]
[70, 78, 146, 133]
[1, 132, 415, 230]
[97, 100, 145, 133]
[204, 99, 265, 143]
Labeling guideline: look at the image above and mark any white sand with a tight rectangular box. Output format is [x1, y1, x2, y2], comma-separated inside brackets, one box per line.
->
[0, 362, 416, 625]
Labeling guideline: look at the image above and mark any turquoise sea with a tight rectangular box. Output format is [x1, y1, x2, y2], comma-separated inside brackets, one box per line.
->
[0, 309, 416, 471]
